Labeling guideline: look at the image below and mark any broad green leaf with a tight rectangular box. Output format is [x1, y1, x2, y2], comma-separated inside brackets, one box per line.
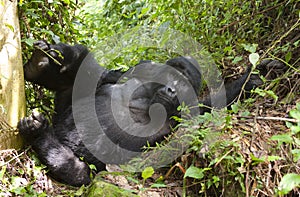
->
[292, 149, 300, 162]
[23, 38, 35, 47]
[267, 155, 282, 162]
[270, 134, 293, 145]
[278, 173, 300, 195]
[184, 166, 204, 179]
[232, 56, 243, 64]
[285, 51, 292, 63]
[249, 53, 259, 66]
[89, 164, 97, 171]
[250, 154, 265, 165]
[290, 109, 300, 120]
[184, 166, 210, 179]
[290, 125, 300, 134]
[241, 43, 258, 53]
[231, 103, 239, 113]
[142, 167, 154, 180]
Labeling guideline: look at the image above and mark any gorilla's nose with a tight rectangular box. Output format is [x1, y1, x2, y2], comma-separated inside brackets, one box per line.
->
[162, 86, 177, 98]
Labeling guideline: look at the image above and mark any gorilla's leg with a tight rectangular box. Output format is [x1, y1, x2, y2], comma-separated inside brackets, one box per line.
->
[17, 112, 91, 186]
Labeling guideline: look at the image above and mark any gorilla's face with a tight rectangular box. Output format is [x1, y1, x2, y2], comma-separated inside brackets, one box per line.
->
[128, 65, 200, 123]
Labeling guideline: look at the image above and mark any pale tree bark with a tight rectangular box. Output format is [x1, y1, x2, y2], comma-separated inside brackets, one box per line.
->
[0, 0, 26, 149]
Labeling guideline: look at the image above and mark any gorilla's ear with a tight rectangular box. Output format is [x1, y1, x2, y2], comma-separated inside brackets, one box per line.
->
[166, 56, 202, 95]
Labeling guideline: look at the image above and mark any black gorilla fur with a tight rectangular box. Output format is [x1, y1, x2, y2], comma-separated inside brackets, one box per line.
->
[18, 40, 279, 186]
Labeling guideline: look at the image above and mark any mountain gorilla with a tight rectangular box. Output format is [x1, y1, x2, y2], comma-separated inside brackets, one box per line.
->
[18, 40, 279, 186]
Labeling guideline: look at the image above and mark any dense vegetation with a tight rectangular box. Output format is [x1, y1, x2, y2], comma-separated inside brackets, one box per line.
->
[0, 0, 298, 196]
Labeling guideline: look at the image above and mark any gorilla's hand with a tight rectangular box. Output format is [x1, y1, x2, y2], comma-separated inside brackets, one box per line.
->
[23, 40, 63, 81]
[23, 40, 89, 91]
[33, 40, 62, 64]
[256, 59, 287, 79]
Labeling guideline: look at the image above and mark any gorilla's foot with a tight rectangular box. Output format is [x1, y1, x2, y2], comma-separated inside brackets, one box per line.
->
[17, 111, 49, 138]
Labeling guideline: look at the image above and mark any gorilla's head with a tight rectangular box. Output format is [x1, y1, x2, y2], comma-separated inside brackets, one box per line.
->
[128, 56, 202, 121]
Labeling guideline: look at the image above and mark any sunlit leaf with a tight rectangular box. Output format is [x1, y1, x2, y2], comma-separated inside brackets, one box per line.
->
[285, 51, 292, 63]
[184, 166, 204, 179]
[249, 53, 259, 66]
[270, 134, 293, 145]
[290, 109, 300, 120]
[278, 173, 300, 195]
[292, 149, 300, 162]
[142, 167, 154, 180]
[241, 43, 258, 53]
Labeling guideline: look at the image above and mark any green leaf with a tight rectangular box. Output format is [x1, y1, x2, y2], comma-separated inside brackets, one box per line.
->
[138, 7, 150, 18]
[231, 103, 239, 114]
[10, 186, 27, 195]
[241, 43, 258, 53]
[184, 166, 204, 179]
[232, 56, 243, 64]
[184, 166, 211, 179]
[270, 134, 293, 145]
[285, 51, 292, 63]
[253, 88, 265, 97]
[292, 149, 300, 162]
[212, 175, 220, 188]
[62, 0, 70, 5]
[265, 90, 278, 102]
[267, 155, 282, 162]
[250, 154, 265, 165]
[278, 173, 300, 195]
[290, 125, 300, 135]
[294, 137, 300, 146]
[290, 109, 300, 121]
[142, 167, 154, 180]
[151, 183, 167, 188]
[89, 164, 97, 171]
[74, 185, 86, 196]
[249, 53, 259, 66]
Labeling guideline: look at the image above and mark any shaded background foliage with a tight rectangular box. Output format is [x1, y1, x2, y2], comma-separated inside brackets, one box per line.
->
[19, 0, 299, 69]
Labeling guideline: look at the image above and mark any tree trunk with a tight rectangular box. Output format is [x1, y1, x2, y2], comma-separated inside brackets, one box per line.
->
[0, 0, 26, 149]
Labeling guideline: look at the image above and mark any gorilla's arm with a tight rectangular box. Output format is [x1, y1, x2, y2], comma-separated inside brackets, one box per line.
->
[165, 56, 284, 114]
[24, 40, 125, 117]
[23, 40, 89, 91]
[199, 60, 284, 113]
[24, 40, 124, 91]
